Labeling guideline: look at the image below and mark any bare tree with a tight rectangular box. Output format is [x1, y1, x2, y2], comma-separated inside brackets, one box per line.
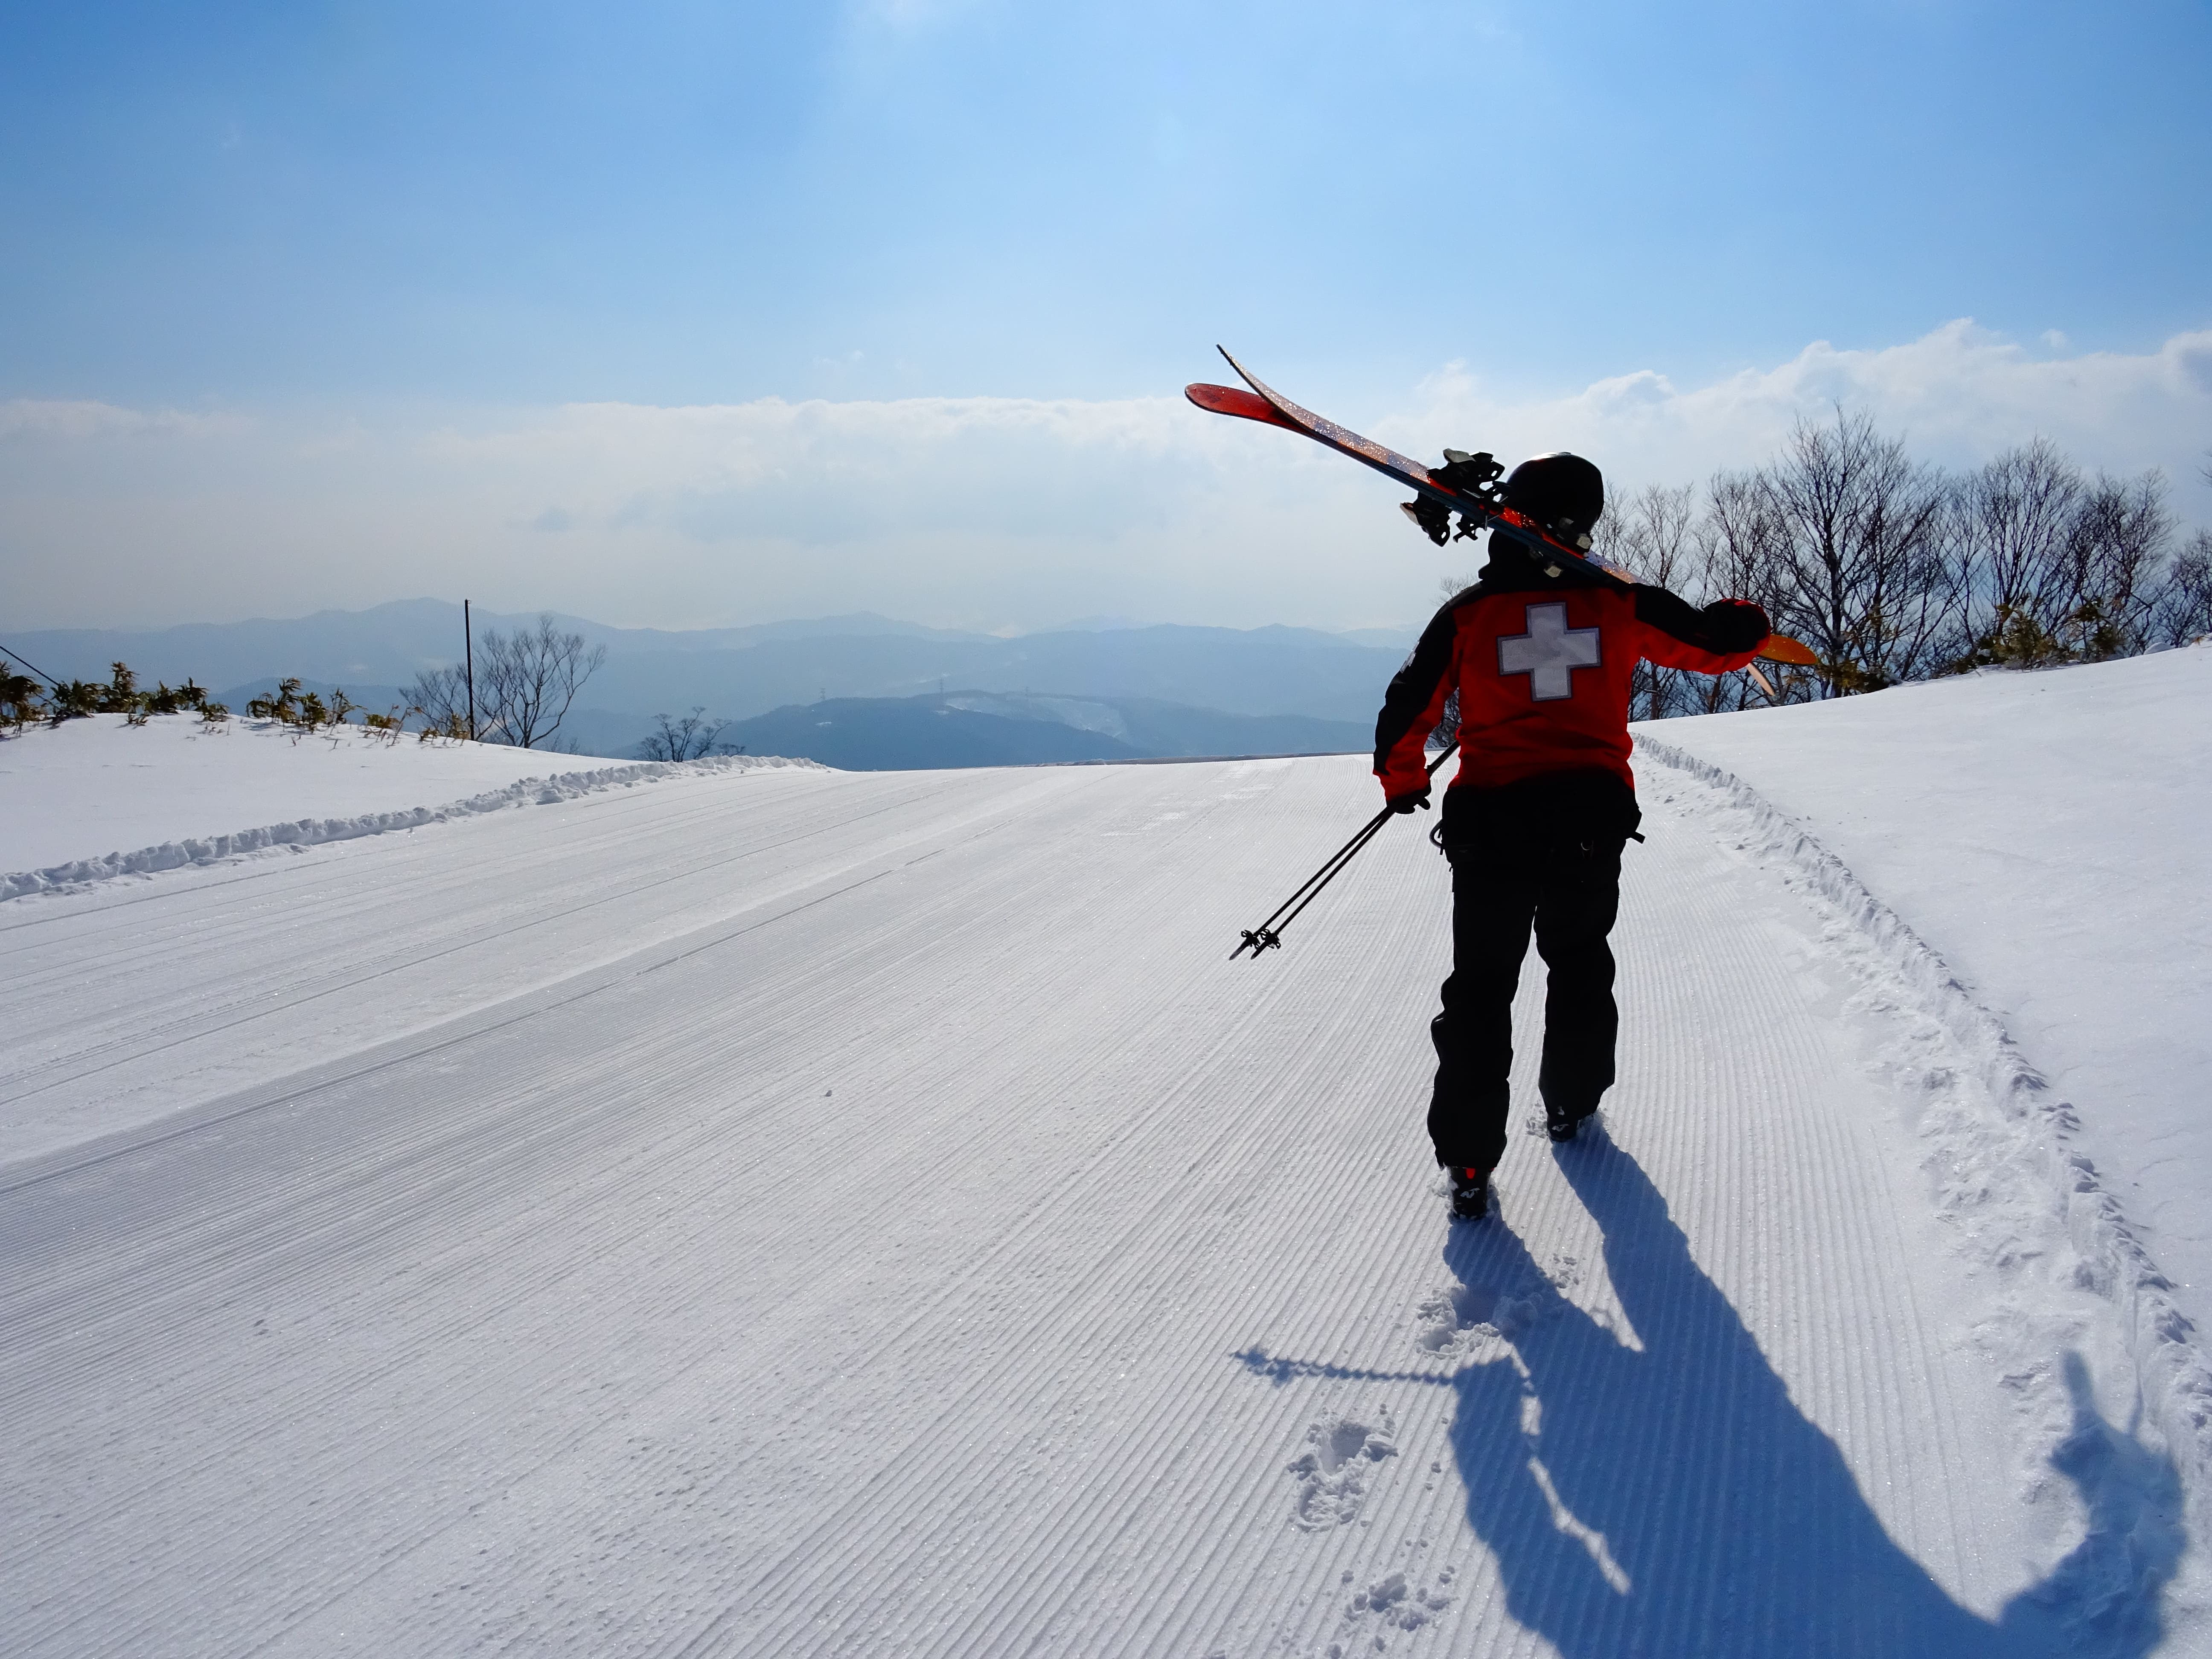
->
[1703, 469, 1812, 707]
[1950, 438, 2084, 667]
[473, 614, 607, 749]
[1714, 410, 1957, 696]
[1598, 483, 1756, 719]
[405, 663, 473, 737]
[2151, 530, 2212, 647]
[2059, 471, 2172, 659]
[638, 707, 742, 762]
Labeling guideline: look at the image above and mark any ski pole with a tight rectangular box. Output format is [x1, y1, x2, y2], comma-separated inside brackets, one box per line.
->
[1230, 742, 1456, 960]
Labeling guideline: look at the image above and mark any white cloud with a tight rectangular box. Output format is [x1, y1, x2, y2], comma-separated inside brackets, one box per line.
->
[1384, 321, 2212, 497]
[0, 399, 248, 441]
[3, 323, 2207, 633]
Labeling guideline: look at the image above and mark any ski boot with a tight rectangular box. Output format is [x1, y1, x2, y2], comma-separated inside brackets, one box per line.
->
[1446, 1164, 1491, 1222]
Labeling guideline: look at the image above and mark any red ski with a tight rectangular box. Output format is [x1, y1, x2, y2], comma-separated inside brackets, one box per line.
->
[1186, 348, 1819, 672]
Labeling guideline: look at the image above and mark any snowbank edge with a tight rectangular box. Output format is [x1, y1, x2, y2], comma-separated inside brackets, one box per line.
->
[1635, 732, 2212, 1535]
[0, 752, 830, 902]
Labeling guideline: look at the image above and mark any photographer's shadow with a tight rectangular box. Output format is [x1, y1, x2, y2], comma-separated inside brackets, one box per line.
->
[1436, 1144, 2181, 1657]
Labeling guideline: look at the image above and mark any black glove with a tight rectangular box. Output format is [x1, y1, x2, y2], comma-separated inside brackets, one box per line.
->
[1701, 599, 1772, 653]
[1388, 786, 1432, 815]
[1400, 496, 1452, 546]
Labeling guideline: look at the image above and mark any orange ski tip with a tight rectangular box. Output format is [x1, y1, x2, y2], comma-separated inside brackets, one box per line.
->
[1185, 383, 1298, 428]
[1758, 634, 1820, 666]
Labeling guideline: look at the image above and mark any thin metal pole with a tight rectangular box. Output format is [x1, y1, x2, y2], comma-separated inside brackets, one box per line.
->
[0, 640, 63, 689]
[464, 600, 477, 741]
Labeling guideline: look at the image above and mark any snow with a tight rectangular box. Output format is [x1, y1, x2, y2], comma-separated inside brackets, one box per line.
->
[1645, 643, 2212, 1340]
[0, 713, 817, 902]
[0, 713, 637, 874]
[1, 676, 2207, 1655]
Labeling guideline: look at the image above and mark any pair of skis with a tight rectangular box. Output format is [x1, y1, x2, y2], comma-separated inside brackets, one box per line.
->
[1185, 346, 1819, 683]
[1194, 348, 1818, 960]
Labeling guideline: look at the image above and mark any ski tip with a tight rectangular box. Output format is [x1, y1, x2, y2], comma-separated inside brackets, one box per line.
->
[1186, 383, 1296, 429]
[1757, 634, 1820, 667]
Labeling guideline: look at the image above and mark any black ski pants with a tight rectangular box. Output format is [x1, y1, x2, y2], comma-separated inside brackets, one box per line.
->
[1427, 836, 1623, 1173]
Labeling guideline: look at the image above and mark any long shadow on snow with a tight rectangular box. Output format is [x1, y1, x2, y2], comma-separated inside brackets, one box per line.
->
[1244, 1143, 2182, 1656]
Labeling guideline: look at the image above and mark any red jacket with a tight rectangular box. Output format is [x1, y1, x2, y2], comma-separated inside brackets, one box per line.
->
[1375, 556, 1768, 800]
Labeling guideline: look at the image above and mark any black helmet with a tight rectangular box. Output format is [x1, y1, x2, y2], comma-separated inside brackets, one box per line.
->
[1501, 452, 1604, 548]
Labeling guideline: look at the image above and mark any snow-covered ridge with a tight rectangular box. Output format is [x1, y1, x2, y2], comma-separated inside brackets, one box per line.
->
[0, 749, 825, 902]
[1637, 731, 2212, 1542]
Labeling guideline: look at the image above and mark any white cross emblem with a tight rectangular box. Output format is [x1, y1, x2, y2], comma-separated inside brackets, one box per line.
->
[1497, 602, 1601, 701]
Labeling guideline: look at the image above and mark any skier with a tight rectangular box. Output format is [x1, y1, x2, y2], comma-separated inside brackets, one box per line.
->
[1374, 453, 1770, 1221]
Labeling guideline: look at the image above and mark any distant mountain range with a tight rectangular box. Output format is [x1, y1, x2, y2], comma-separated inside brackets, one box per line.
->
[7, 600, 1410, 767]
[720, 693, 1366, 770]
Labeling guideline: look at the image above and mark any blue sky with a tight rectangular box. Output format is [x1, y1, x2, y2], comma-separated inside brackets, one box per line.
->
[3, 0, 2209, 630]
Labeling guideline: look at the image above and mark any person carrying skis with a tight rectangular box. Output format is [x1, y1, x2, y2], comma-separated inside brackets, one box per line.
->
[1374, 453, 1769, 1221]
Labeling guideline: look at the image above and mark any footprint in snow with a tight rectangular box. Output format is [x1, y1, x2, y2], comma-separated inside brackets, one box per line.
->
[1287, 1411, 1397, 1529]
[1414, 1281, 1496, 1352]
[1326, 1567, 1455, 1653]
[1415, 1273, 1543, 1354]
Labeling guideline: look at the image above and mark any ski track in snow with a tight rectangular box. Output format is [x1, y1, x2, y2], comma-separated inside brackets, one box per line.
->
[0, 751, 2202, 1656]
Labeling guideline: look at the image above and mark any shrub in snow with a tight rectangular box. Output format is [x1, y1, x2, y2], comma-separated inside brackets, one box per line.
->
[143, 678, 209, 716]
[49, 678, 103, 722]
[242, 677, 367, 738]
[246, 679, 291, 722]
[361, 707, 406, 743]
[2, 669, 45, 730]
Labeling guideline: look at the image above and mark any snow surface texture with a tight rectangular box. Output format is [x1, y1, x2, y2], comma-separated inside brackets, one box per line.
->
[1648, 645, 2212, 1344]
[1, 708, 2205, 1653]
[0, 713, 819, 902]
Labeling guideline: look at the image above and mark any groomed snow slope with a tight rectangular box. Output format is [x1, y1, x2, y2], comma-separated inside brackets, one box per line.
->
[1, 733, 2204, 1653]
[1646, 643, 2212, 1340]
